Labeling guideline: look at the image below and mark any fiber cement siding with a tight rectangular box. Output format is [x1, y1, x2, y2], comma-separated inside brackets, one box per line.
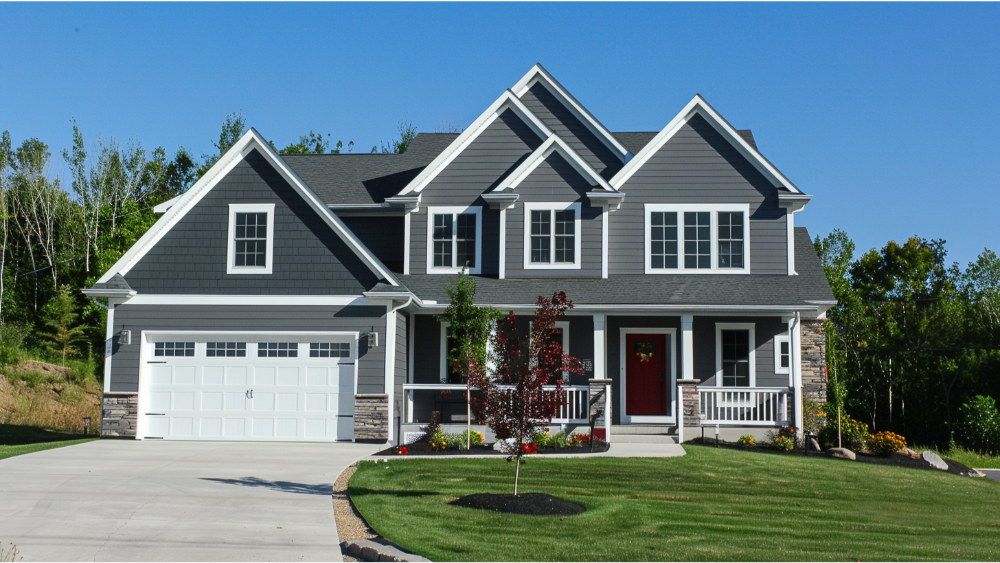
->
[611, 114, 788, 274]
[409, 109, 542, 275]
[125, 150, 380, 293]
[693, 316, 789, 387]
[339, 215, 404, 274]
[108, 304, 387, 394]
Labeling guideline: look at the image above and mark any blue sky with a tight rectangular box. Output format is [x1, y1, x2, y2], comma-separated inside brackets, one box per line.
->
[1, 2, 997, 268]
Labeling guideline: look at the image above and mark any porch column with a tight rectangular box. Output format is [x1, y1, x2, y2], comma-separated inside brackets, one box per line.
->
[681, 315, 694, 381]
[593, 313, 606, 380]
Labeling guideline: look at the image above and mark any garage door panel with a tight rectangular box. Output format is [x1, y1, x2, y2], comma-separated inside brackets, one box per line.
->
[173, 392, 196, 410]
[224, 418, 246, 437]
[201, 418, 223, 437]
[306, 367, 327, 386]
[203, 367, 224, 385]
[202, 392, 223, 410]
[174, 367, 196, 386]
[276, 419, 297, 438]
[276, 392, 298, 411]
[252, 418, 274, 438]
[253, 392, 276, 411]
[305, 393, 327, 412]
[255, 367, 276, 386]
[151, 367, 172, 386]
[225, 392, 247, 411]
[148, 417, 169, 437]
[277, 367, 299, 386]
[171, 418, 194, 436]
[150, 392, 171, 410]
[225, 366, 247, 386]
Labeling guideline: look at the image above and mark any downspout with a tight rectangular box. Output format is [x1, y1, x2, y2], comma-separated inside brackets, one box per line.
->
[90, 296, 110, 310]
[387, 296, 413, 445]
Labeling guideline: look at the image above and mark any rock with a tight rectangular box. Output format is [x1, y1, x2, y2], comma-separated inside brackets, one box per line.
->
[342, 539, 430, 562]
[895, 447, 920, 459]
[808, 437, 822, 452]
[921, 450, 949, 471]
[827, 447, 856, 460]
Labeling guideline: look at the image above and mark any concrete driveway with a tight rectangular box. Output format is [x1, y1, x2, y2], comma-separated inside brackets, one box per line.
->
[0, 440, 378, 561]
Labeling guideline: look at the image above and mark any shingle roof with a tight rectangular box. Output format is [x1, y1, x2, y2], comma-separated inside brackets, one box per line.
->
[612, 132, 658, 155]
[390, 228, 833, 308]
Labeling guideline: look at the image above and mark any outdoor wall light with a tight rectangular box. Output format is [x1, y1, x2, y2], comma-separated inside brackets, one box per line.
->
[117, 329, 131, 346]
[83, 417, 91, 435]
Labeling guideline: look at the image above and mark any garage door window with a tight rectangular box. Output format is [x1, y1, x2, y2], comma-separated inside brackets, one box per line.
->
[206, 342, 247, 357]
[258, 342, 298, 358]
[154, 342, 195, 357]
[309, 342, 350, 358]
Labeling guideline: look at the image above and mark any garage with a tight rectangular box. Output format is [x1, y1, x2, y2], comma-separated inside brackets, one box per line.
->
[137, 332, 358, 441]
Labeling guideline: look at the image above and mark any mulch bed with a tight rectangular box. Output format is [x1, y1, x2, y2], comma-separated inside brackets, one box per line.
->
[450, 493, 586, 516]
[854, 452, 982, 477]
[375, 441, 610, 457]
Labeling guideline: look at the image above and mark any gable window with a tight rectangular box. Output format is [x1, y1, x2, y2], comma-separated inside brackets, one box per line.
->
[715, 323, 755, 387]
[774, 334, 791, 375]
[645, 204, 750, 274]
[227, 204, 275, 274]
[524, 202, 581, 269]
[426, 206, 482, 274]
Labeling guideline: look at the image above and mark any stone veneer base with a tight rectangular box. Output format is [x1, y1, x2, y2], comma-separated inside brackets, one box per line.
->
[101, 392, 138, 438]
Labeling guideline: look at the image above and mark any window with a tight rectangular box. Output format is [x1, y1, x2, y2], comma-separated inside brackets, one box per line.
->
[309, 342, 350, 358]
[439, 322, 463, 384]
[715, 323, 755, 387]
[206, 342, 247, 357]
[774, 334, 791, 375]
[426, 207, 482, 274]
[524, 202, 581, 269]
[227, 204, 274, 274]
[154, 342, 195, 357]
[645, 204, 750, 273]
[258, 342, 298, 358]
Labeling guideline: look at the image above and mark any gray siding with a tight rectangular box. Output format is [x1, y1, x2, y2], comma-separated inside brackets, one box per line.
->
[339, 215, 404, 274]
[519, 82, 623, 177]
[412, 314, 442, 384]
[126, 149, 379, 294]
[693, 316, 789, 387]
[504, 153, 603, 279]
[409, 109, 542, 275]
[611, 113, 788, 275]
[109, 304, 387, 394]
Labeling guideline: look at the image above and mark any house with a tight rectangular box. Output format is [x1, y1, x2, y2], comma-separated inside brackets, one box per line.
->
[84, 64, 835, 444]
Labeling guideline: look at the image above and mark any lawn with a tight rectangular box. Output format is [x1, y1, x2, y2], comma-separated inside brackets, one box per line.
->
[350, 445, 1000, 562]
[0, 423, 97, 461]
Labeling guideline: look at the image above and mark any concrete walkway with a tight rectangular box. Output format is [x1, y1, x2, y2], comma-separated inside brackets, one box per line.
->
[979, 469, 1000, 483]
[0, 440, 378, 562]
[367, 441, 686, 460]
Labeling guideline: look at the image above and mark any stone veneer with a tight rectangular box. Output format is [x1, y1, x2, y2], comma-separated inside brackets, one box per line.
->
[354, 394, 389, 442]
[677, 379, 702, 429]
[800, 320, 827, 403]
[101, 392, 138, 438]
[588, 379, 611, 440]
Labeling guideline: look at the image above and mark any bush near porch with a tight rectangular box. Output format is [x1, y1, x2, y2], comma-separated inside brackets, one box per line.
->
[350, 445, 1000, 562]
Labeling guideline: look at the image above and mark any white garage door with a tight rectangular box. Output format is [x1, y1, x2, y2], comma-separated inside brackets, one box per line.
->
[138, 333, 357, 441]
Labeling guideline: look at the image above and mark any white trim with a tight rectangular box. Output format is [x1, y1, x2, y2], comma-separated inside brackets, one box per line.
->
[774, 333, 791, 378]
[397, 90, 552, 196]
[713, 323, 756, 388]
[610, 94, 802, 193]
[523, 202, 582, 270]
[601, 205, 609, 278]
[226, 204, 275, 275]
[384, 304, 396, 444]
[407, 314, 415, 423]
[791, 313, 803, 435]
[786, 208, 798, 276]
[439, 321, 450, 383]
[96, 128, 400, 287]
[103, 303, 115, 393]
[123, 295, 369, 306]
[512, 63, 628, 160]
[680, 315, 694, 382]
[499, 209, 507, 279]
[403, 212, 411, 275]
[644, 203, 751, 274]
[619, 327, 677, 424]
[153, 195, 180, 214]
[493, 134, 616, 193]
[593, 313, 606, 380]
[425, 206, 483, 275]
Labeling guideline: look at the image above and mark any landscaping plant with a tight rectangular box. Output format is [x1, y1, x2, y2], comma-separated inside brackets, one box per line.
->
[819, 413, 869, 451]
[867, 431, 907, 455]
[773, 436, 795, 451]
[955, 395, 1000, 455]
[737, 434, 756, 447]
[468, 292, 583, 494]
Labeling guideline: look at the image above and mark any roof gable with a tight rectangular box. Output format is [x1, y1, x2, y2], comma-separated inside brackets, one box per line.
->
[96, 128, 401, 287]
[493, 134, 615, 193]
[610, 94, 802, 193]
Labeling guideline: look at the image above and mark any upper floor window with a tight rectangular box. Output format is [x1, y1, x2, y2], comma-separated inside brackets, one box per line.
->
[645, 204, 750, 274]
[524, 202, 581, 270]
[426, 206, 482, 274]
[227, 204, 275, 274]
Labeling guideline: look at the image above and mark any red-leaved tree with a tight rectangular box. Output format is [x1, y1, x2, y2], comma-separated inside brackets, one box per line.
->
[469, 291, 583, 494]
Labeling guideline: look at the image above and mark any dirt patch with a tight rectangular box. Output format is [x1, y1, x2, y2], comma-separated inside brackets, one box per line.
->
[854, 453, 984, 477]
[333, 463, 378, 562]
[450, 493, 586, 516]
[376, 441, 610, 457]
[0, 371, 100, 434]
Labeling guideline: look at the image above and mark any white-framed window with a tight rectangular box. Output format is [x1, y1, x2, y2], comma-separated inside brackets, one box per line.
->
[715, 323, 756, 387]
[644, 204, 750, 274]
[227, 204, 275, 274]
[206, 342, 247, 357]
[774, 333, 791, 375]
[154, 342, 195, 357]
[309, 342, 351, 358]
[426, 206, 482, 274]
[257, 342, 298, 358]
[523, 202, 582, 269]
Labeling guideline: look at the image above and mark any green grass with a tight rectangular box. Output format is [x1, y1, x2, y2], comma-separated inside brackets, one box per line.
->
[350, 445, 1000, 561]
[913, 445, 1000, 469]
[0, 423, 96, 461]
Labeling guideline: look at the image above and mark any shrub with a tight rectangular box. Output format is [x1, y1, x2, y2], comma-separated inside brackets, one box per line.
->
[569, 432, 591, 447]
[532, 430, 551, 447]
[802, 398, 826, 435]
[818, 413, 869, 451]
[868, 431, 907, 456]
[461, 430, 484, 448]
[737, 435, 756, 447]
[552, 431, 567, 448]
[428, 429, 448, 451]
[65, 357, 97, 385]
[773, 436, 795, 451]
[955, 395, 1000, 455]
[766, 425, 799, 449]
[418, 412, 442, 444]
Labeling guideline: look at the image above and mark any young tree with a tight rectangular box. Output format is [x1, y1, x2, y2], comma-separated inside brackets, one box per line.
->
[439, 273, 499, 449]
[38, 285, 88, 364]
[374, 120, 417, 154]
[470, 292, 582, 495]
[0, 131, 11, 320]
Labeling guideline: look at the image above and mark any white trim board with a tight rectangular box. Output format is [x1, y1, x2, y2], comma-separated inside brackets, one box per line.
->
[610, 94, 803, 193]
[643, 203, 751, 275]
[492, 134, 616, 193]
[522, 202, 583, 270]
[226, 203, 275, 275]
[618, 327, 677, 424]
[512, 63, 629, 160]
[96, 128, 400, 287]
[424, 206, 483, 275]
[712, 322, 757, 388]
[122, 295, 370, 306]
[397, 90, 552, 196]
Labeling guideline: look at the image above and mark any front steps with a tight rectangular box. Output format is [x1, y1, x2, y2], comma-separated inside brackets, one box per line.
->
[611, 425, 679, 444]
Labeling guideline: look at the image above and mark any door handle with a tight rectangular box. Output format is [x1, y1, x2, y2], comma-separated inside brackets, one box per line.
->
[249, 389, 254, 399]
[246, 389, 254, 400]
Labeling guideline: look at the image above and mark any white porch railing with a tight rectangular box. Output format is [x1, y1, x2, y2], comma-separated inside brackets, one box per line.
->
[403, 383, 589, 424]
[699, 388, 789, 426]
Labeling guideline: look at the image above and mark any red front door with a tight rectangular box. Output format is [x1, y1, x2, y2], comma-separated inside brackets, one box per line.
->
[625, 333, 668, 416]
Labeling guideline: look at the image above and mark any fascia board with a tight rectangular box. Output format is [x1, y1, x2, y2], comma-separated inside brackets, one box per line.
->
[610, 95, 803, 194]
[512, 63, 628, 159]
[153, 195, 180, 214]
[396, 90, 552, 196]
[96, 128, 401, 287]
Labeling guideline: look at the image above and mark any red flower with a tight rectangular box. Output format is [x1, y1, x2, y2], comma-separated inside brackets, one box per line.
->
[398, 446, 408, 455]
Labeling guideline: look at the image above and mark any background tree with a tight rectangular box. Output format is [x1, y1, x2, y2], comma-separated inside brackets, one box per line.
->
[374, 120, 417, 154]
[38, 285, 88, 364]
